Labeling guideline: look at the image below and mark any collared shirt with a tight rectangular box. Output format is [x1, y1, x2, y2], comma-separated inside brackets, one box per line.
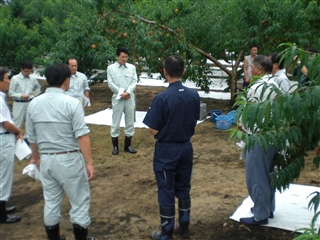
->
[26, 88, 90, 153]
[241, 74, 280, 134]
[8, 72, 41, 100]
[247, 74, 279, 103]
[143, 81, 200, 143]
[65, 71, 90, 99]
[0, 91, 13, 133]
[274, 70, 290, 93]
[107, 62, 137, 97]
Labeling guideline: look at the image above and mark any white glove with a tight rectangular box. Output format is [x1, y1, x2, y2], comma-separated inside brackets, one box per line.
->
[22, 164, 41, 182]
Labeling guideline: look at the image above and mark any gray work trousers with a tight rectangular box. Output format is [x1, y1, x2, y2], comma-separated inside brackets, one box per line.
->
[12, 101, 29, 138]
[110, 97, 135, 138]
[246, 142, 278, 220]
[0, 133, 15, 201]
[40, 151, 91, 228]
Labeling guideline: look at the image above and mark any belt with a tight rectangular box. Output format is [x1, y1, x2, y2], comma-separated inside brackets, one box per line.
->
[15, 98, 33, 102]
[42, 150, 79, 155]
[0, 131, 10, 135]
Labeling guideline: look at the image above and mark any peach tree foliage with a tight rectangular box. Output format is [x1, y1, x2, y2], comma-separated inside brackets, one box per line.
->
[1, 0, 320, 103]
[88, 0, 320, 103]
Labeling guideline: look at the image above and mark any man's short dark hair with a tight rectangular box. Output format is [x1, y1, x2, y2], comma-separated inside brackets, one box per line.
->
[116, 47, 129, 56]
[252, 55, 272, 74]
[269, 52, 284, 69]
[250, 44, 258, 49]
[21, 61, 33, 70]
[0, 67, 8, 81]
[163, 55, 184, 78]
[66, 58, 77, 65]
[45, 63, 71, 87]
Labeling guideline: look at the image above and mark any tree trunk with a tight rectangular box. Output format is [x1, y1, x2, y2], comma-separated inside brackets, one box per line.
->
[230, 50, 245, 105]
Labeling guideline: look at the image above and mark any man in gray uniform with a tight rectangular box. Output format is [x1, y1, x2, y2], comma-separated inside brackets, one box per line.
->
[107, 47, 137, 155]
[26, 63, 95, 240]
[8, 61, 41, 140]
[66, 58, 90, 109]
[0, 67, 22, 224]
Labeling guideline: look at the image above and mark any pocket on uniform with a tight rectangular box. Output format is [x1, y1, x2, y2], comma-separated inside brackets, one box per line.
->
[60, 153, 83, 169]
[154, 166, 167, 187]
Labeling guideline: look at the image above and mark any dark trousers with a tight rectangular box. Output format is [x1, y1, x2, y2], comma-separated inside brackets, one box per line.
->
[153, 141, 193, 208]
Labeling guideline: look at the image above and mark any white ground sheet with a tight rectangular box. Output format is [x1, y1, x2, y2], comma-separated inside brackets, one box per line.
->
[85, 108, 209, 127]
[230, 184, 320, 233]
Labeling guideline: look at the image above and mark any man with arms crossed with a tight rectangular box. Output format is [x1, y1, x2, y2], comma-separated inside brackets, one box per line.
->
[0, 67, 22, 224]
[243, 45, 258, 89]
[143, 55, 200, 240]
[26, 63, 95, 240]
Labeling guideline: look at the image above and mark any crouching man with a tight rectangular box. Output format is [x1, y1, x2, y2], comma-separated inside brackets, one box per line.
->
[26, 63, 95, 240]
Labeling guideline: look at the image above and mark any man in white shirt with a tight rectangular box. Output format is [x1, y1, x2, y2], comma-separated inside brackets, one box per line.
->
[240, 56, 280, 226]
[269, 52, 291, 93]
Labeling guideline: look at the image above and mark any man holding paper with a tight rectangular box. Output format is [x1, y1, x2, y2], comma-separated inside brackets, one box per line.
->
[107, 47, 138, 155]
[26, 63, 95, 239]
[0, 67, 22, 224]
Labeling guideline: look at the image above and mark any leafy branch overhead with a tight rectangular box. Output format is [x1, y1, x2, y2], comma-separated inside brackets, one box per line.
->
[1, 0, 319, 104]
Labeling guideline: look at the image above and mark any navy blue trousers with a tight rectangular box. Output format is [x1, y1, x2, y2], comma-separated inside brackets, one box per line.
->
[153, 141, 193, 209]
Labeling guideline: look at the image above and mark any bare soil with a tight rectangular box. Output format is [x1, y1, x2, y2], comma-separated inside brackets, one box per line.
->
[1, 82, 319, 240]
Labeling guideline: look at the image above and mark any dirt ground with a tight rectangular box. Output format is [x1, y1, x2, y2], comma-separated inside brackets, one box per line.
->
[0, 82, 319, 240]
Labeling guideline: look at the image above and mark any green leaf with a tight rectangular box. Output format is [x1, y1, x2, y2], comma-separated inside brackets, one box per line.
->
[272, 100, 280, 130]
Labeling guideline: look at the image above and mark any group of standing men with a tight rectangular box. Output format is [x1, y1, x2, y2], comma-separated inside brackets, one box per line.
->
[0, 58, 95, 240]
[1, 47, 198, 240]
[2, 44, 311, 239]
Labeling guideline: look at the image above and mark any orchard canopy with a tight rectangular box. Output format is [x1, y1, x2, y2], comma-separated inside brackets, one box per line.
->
[0, 0, 320, 102]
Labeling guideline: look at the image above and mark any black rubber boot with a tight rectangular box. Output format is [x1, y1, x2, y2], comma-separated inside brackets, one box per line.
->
[44, 224, 61, 240]
[178, 199, 191, 239]
[73, 223, 88, 240]
[0, 201, 6, 223]
[124, 136, 137, 154]
[111, 137, 119, 155]
[151, 207, 175, 240]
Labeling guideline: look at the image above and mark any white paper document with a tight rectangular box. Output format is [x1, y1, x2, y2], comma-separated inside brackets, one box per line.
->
[116, 87, 124, 100]
[15, 139, 31, 161]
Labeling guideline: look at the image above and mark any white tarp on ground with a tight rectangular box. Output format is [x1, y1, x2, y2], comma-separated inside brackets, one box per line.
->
[230, 184, 320, 233]
[84, 108, 209, 127]
[137, 78, 231, 100]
